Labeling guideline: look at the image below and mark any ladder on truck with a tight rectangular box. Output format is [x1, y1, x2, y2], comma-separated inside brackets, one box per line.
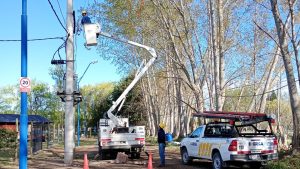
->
[193, 111, 276, 125]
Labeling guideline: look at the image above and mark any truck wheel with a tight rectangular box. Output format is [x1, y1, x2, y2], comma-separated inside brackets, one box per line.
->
[250, 162, 262, 169]
[98, 147, 105, 160]
[99, 151, 104, 160]
[135, 153, 141, 159]
[181, 147, 192, 165]
[212, 152, 223, 169]
[131, 152, 141, 159]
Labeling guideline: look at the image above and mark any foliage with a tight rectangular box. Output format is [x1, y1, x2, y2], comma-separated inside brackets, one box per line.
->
[0, 80, 64, 125]
[81, 74, 146, 128]
[265, 153, 300, 169]
[81, 82, 115, 127]
[109, 73, 146, 125]
[223, 87, 254, 112]
[49, 66, 65, 92]
[145, 136, 157, 146]
[0, 85, 19, 113]
[0, 129, 17, 159]
[28, 81, 64, 124]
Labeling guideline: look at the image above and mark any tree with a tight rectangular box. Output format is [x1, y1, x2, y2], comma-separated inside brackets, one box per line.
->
[84, 0, 298, 141]
[270, 0, 300, 151]
[110, 74, 146, 125]
[81, 82, 115, 128]
[0, 85, 19, 114]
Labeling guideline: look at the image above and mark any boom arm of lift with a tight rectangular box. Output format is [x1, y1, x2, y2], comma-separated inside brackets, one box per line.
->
[91, 30, 158, 128]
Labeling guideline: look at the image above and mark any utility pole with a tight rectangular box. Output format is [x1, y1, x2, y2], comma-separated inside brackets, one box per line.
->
[64, 0, 75, 165]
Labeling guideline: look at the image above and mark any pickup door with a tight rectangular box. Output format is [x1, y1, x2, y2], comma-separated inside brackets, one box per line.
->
[187, 126, 204, 157]
[198, 124, 233, 160]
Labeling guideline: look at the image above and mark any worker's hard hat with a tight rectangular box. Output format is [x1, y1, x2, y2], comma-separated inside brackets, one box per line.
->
[82, 10, 87, 14]
[159, 123, 166, 129]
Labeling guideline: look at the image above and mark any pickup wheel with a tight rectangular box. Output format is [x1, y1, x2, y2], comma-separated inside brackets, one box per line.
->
[131, 152, 141, 159]
[98, 146, 105, 160]
[212, 152, 223, 169]
[181, 147, 192, 165]
[250, 162, 262, 169]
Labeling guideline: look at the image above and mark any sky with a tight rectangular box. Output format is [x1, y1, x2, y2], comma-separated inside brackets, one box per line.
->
[0, 0, 121, 89]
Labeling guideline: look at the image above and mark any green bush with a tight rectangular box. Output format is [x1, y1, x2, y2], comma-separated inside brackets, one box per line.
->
[0, 129, 17, 159]
[146, 136, 157, 145]
[265, 153, 300, 169]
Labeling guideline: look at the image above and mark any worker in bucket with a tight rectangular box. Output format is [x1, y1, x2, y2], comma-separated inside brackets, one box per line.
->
[157, 122, 166, 167]
[81, 10, 91, 25]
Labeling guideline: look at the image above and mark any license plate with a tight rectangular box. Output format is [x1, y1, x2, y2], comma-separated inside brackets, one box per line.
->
[251, 141, 263, 146]
[251, 150, 261, 153]
[249, 154, 260, 160]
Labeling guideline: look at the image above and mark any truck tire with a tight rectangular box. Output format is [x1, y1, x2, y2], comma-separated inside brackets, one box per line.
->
[212, 152, 223, 169]
[131, 152, 141, 159]
[250, 162, 262, 169]
[181, 147, 192, 165]
[98, 147, 105, 160]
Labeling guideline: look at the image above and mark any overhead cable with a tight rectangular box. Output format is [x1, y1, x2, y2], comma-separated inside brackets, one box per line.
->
[221, 79, 299, 98]
[0, 36, 65, 42]
[47, 0, 68, 33]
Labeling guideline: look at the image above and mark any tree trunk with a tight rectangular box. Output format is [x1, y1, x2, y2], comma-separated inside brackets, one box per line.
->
[210, 0, 221, 111]
[270, 0, 300, 151]
[258, 48, 280, 113]
[288, 0, 300, 88]
[217, 0, 225, 111]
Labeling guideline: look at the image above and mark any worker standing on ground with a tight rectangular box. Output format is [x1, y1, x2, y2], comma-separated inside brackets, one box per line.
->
[157, 123, 166, 167]
[81, 10, 91, 25]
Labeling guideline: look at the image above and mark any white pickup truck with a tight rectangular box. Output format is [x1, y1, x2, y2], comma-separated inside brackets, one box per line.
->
[180, 111, 278, 169]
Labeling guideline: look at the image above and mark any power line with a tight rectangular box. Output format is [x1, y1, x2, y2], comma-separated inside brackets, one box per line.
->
[56, 0, 66, 25]
[0, 36, 65, 42]
[47, 0, 68, 33]
[221, 79, 299, 98]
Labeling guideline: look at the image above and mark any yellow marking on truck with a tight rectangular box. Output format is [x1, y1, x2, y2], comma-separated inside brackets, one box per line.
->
[198, 143, 212, 157]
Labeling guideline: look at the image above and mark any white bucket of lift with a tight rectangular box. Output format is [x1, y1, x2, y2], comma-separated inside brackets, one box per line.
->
[83, 23, 101, 46]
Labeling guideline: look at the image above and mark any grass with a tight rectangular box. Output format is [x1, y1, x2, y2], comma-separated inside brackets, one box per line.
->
[265, 150, 300, 169]
[80, 138, 98, 146]
[146, 136, 157, 145]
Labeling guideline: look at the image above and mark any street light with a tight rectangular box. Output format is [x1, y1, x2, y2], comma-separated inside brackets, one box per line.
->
[77, 60, 98, 146]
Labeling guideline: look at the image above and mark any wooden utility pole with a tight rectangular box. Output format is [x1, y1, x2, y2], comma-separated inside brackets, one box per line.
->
[64, 0, 75, 165]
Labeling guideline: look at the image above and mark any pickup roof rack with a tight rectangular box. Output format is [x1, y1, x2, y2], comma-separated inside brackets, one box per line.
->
[193, 111, 275, 125]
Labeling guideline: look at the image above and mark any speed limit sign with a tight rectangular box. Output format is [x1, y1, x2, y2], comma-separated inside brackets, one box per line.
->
[20, 77, 31, 92]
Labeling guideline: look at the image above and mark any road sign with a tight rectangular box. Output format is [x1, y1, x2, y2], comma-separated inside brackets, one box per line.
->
[20, 77, 31, 93]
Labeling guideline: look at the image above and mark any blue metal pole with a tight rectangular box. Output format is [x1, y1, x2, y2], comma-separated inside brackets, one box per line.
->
[77, 82, 80, 146]
[20, 0, 28, 168]
[84, 99, 87, 137]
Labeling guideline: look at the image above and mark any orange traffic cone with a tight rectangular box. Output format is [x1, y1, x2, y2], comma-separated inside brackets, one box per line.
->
[147, 152, 153, 169]
[83, 153, 89, 169]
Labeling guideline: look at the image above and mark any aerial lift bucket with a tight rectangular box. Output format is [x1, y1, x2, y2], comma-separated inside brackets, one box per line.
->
[83, 23, 101, 46]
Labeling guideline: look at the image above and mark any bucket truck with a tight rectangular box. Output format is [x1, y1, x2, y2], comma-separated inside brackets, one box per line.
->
[83, 23, 157, 159]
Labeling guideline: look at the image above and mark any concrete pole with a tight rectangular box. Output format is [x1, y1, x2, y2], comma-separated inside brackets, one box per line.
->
[64, 0, 75, 165]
